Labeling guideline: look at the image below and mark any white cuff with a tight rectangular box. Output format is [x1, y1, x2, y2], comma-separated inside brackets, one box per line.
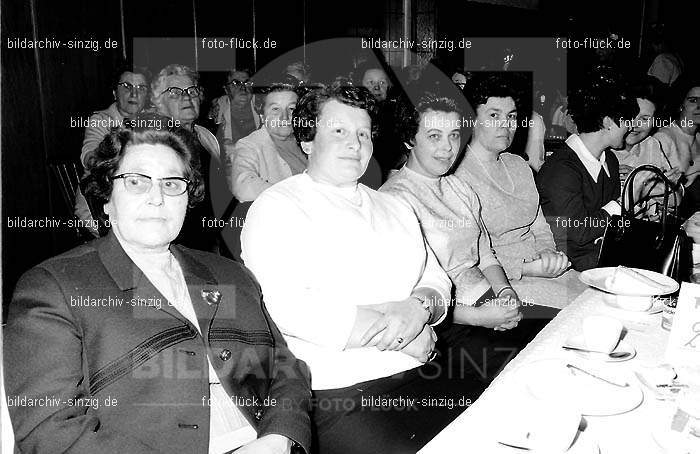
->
[602, 200, 621, 216]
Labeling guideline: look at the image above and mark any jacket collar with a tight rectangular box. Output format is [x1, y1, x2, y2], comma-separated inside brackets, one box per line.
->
[96, 231, 220, 333]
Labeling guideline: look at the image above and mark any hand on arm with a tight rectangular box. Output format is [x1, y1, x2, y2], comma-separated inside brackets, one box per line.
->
[358, 296, 430, 351]
[398, 324, 437, 363]
[521, 251, 570, 278]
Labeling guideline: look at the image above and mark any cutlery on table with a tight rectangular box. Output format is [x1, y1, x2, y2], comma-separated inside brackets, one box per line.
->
[561, 345, 631, 359]
[566, 364, 629, 388]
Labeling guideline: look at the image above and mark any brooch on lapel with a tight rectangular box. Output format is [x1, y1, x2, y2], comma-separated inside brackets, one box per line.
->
[201, 289, 222, 306]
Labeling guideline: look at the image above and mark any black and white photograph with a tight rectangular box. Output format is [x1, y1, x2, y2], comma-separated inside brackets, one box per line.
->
[2, 0, 699, 452]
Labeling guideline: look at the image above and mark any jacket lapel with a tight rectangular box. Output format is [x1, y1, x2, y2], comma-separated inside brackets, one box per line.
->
[95, 232, 191, 326]
[170, 245, 220, 336]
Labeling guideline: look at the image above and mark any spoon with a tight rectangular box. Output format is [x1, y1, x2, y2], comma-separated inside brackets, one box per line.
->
[561, 345, 631, 359]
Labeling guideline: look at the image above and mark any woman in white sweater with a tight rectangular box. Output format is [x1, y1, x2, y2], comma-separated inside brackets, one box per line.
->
[242, 86, 492, 454]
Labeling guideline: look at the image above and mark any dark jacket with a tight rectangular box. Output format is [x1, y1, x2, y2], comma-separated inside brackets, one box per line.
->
[536, 144, 620, 271]
[4, 232, 311, 453]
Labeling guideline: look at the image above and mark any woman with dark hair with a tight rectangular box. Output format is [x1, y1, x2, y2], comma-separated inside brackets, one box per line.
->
[229, 83, 306, 202]
[4, 125, 312, 454]
[455, 73, 580, 306]
[242, 86, 491, 453]
[611, 78, 683, 219]
[208, 68, 260, 149]
[655, 76, 700, 218]
[537, 69, 638, 271]
[381, 92, 522, 323]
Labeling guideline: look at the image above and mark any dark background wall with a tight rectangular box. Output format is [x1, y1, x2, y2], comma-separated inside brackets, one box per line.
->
[2, 0, 698, 317]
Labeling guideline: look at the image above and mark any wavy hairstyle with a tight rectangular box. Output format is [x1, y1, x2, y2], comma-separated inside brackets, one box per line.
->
[82, 117, 205, 211]
[292, 85, 380, 144]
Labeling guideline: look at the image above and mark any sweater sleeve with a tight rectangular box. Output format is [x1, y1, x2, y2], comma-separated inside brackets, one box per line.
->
[80, 112, 113, 167]
[537, 159, 613, 250]
[229, 139, 273, 202]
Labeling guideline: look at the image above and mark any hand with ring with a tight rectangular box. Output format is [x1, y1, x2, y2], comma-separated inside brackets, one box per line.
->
[361, 297, 429, 351]
[400, 325, 437, 363]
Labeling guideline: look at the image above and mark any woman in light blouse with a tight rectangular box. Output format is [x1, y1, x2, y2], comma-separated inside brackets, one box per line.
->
[455, 73, 584, 308]
[381, 93, 522, 329]
[242, 86, 495, 454]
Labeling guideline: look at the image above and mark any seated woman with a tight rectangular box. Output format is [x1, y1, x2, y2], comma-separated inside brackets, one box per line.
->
[455, 73, 584, 307]
[152, 64, 227, 250]
[655, 77, 700, 218]
[381, 93, 523, 326]
[4, 125, 311, 454]
[241, 86, 514, 454]
[611, 79, 683, 219]
[536, 69, 638, 271]
[208, 69, 260, 149]
[75, 63, 151, 238]
[229, 83, 306, 202]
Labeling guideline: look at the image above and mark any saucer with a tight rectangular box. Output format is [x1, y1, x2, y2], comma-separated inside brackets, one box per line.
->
[602, 295, 665, 314]
[563, 335, 636, 362]
[580, 267, 678, 296]
[519, 359, 644, 416]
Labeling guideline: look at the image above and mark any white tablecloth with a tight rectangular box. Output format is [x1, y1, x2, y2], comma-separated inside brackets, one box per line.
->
[420, 288, 692, 454]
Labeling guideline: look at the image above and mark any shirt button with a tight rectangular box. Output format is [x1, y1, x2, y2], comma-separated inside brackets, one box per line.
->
[254, 409, 264, 421]
[219, 349, 232, 361]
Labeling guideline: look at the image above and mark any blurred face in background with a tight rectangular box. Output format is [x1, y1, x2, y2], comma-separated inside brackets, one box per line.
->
[625, 98, 656, 147]
[362, 68, 390, 101]
[115, 72, 149, 117]
[225, 70, 253, 108]
[160, 74, 201, 125]
[680, 87, 700, 130]
[408, 110, 462, 178]
[262, 90, 298, 140]
[451, 72, 467, 90]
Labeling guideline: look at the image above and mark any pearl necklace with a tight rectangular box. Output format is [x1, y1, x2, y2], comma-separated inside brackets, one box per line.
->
[468, 145, 515, 194]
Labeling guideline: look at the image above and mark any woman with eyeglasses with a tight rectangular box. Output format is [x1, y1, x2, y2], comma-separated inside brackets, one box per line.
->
[80, 63, 151, 167]
[229, 83, 306, 202]
[4, 125, 312, 454]
[75, 63, 152, 240]
[209, 69, 261, 149]
[152, 64, 228, 251]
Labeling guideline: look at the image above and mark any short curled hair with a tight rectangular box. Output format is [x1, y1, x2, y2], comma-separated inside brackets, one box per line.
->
[293, 85, 380, 144]
[465, 72, 524, 111]
[252, 82, 299, 114]
[396, 92, 465, 144]
[151, 64, 202, 113]
[568, 67, 638, 133]
[82, 118, 205, 212]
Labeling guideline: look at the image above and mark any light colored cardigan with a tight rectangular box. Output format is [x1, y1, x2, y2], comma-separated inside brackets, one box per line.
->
[228, 128, 298, 202]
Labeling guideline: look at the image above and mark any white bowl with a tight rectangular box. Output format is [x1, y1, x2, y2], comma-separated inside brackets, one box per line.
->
[602, 293, 654, 311]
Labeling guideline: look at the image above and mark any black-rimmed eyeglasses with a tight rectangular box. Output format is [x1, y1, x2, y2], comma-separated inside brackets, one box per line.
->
[225, 79, 253, 89]
[112, 173, 190, 196]
[116, 82, 149, 94]
[160, 86, 202, 99]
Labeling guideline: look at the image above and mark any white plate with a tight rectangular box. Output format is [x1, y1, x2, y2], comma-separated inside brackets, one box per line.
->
[602, 295, 665, 314]
[563, 335, 636, 362]
[518, 359, 644, 416]
[579, 267, 678, 296]
[493, 432, 600, 454]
